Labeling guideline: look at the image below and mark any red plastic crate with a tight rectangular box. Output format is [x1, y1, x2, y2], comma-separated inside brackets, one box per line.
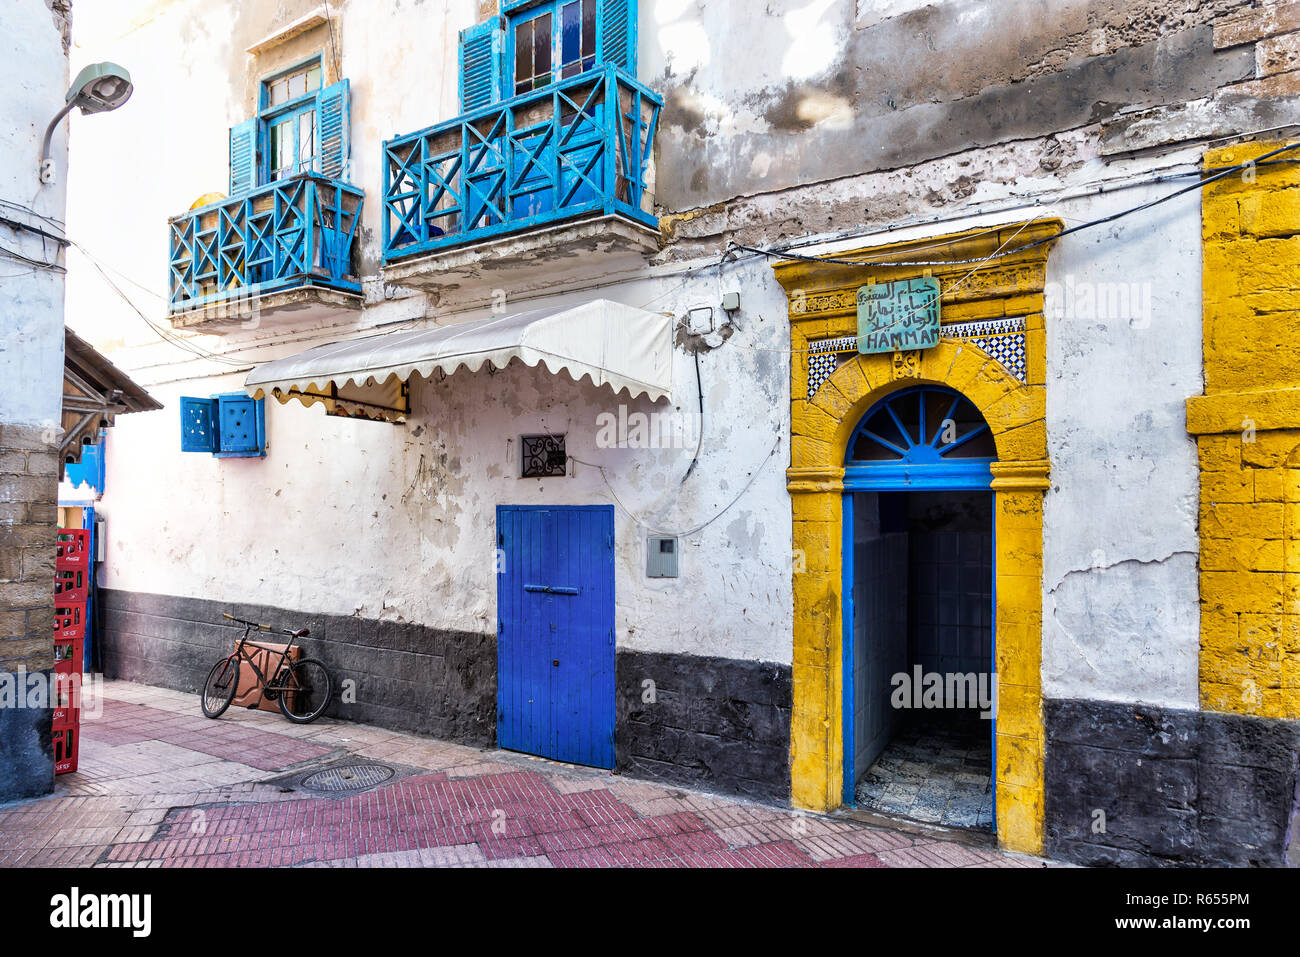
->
[52, 671, 81, 726]
[52, 725, 78, 774]
[55, 529, 89, 569]
[53, 636, 83, 675]
[53, 568, 88, 606]
[53, 606, 83, 640]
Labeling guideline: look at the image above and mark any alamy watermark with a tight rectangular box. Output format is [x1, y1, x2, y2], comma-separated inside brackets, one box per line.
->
[890, 667, 998, 719]
[1, 668, 104, 719]
[1044, 276, 1153, 329]
[595, 405, 701, 450]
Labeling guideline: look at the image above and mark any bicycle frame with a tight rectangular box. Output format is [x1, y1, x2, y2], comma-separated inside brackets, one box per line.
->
[219, 617, 302, 699]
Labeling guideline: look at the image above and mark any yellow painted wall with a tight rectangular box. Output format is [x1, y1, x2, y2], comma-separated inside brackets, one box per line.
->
[774, 221, 1061, 853]
[1189, 142, 1300, 719]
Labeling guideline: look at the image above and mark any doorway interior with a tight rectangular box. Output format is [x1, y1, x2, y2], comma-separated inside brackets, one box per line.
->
[840, 385, 997, 831]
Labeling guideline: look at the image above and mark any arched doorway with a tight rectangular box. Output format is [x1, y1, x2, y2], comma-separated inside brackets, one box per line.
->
[841, 385, 998, 831]
[775, 220, 1061, 853]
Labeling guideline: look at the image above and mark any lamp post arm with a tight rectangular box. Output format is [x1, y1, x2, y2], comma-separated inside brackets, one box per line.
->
[39, 101, 75, 185]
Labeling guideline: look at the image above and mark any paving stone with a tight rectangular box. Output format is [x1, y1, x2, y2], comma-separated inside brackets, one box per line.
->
[0, 679, 1037, 869]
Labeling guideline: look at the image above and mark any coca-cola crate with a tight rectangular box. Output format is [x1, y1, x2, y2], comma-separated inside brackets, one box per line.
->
[55, 529, 90, 569]
[54, 606, 84, 641]
[53, 635, 83, 675]
[52, 725, 78, 774]
[53, 568, 88, 606]
[52, 672, 81, 726]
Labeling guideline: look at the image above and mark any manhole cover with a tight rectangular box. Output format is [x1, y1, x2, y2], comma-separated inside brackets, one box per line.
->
[300, 763, 395, 792]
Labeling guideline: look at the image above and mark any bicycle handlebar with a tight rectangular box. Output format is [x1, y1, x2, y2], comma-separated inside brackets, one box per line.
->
[222, 612, 272, 631]
[222, 612, 304, 638]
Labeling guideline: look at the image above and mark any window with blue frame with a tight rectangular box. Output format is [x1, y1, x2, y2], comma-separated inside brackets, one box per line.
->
[227, 55, 351, 197]
[511, 0, 597, 95]
[263, 59, 323, 181]
[180, 394, 267, 458]
[459, 0, 637, 113]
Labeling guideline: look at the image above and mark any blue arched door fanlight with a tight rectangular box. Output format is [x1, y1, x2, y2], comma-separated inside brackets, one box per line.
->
[844, 385, 995, 490]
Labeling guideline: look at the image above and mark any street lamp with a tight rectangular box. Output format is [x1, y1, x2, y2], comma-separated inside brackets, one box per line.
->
[39, 61, 134, 185]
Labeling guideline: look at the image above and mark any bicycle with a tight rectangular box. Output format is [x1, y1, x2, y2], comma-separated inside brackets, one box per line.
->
[200, 613, 333, 724]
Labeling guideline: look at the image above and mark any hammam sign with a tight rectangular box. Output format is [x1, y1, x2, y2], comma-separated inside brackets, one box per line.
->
[857, 277, 942, 354]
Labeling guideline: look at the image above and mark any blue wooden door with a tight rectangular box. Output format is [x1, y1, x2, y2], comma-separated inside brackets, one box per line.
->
[497, 505, 615, 769]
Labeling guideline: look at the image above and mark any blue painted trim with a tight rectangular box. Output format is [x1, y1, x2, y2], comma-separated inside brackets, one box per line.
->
[841, 492, 856, 807]
[846, 385, 995, 485]
[168, 176, 363, 313]
[838, 384, 999, 810]
[991, 511, 998, 834]
[496, 504, 616, 769]
[63, 432, 106, 495]
[382, 64, 659, 263]
[257, 53, 325, 109]
[844, 460, 994, 490]
[211, 393, 267, 459]
[82, 507, 95, 672]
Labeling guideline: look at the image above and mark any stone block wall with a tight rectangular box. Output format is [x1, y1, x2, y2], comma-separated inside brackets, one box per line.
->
[0, 422, 59, 799]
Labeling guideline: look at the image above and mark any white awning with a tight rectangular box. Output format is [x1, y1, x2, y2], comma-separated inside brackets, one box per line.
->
[244, 299, 673, 421]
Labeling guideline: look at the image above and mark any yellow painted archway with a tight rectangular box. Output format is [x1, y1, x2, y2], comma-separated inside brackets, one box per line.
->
[774, 221, 1062, 853]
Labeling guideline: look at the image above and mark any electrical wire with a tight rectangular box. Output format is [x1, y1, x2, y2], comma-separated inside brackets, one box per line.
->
[322, 0, 343, 86]
[569, 430, 783, 539]
[729, 141, 1300, 270]
[0, 242, 64, 273]
[69, 243, 249, 368]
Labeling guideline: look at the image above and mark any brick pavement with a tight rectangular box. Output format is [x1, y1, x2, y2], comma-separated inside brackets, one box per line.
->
[0, 680, 1051, 868]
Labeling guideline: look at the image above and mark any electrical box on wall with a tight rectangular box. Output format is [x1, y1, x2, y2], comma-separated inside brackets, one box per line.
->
[647, 535, 679, 578]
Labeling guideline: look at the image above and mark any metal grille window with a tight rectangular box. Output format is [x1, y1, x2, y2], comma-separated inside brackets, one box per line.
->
[522, 434, 567, 478]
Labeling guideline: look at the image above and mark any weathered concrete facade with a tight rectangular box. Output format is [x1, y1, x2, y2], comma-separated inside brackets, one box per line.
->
[60, 0, 1300, 862]
[0, 0, 73, 802]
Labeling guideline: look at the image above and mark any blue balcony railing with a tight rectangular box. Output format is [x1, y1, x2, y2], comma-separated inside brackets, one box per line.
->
[382, 65, 661, 262]
[168, 175, 363, 314]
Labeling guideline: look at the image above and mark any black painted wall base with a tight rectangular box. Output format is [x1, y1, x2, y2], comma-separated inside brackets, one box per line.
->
[616, 649, 792, 802]
[101, 589, 795, 804]
[100, 589, 496, 746]
[1045, 697, 1300, 867]
[0, 678, 53, 803]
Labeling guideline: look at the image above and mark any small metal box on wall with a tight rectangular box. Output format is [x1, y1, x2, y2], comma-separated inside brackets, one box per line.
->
[647, 535, 679, 578]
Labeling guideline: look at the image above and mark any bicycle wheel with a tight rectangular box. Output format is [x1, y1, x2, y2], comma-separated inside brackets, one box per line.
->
[277, 658, 332, 724]
[200, 658, 239, 718]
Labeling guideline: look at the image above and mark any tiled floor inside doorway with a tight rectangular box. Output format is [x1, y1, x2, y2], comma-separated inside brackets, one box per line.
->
[853, 713, 993, 830]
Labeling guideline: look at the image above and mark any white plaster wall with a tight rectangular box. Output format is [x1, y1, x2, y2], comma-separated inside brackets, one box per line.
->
[95, 258, 795, 662]
[1040, 183, 1203, 709]
[64, 0, 474, 352]
[0, 0, 69, 428]
[65, 0, 1208, 695]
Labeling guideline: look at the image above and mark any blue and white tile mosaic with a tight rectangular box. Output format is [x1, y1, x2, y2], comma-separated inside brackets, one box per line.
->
[805, 318, 1028, 397]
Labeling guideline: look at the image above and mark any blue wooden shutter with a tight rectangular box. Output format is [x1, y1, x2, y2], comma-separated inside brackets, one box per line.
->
[228, 118, 258, 196]
[459, 18, 505, 113]
[180, 397, 218, 452]
[317, 79, 350, 180]
[216, 395, 262, 454]
[599, 0, 636, 74]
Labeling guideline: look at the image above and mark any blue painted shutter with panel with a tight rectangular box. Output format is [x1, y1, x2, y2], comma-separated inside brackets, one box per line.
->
[216, 395, 260, 454]
[180, 397, 218, 452]
[228, 118, 259, 196]
[599, 0, 636, 74]
[459, 18, 505, 112]
[317, 79, 350, 180]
